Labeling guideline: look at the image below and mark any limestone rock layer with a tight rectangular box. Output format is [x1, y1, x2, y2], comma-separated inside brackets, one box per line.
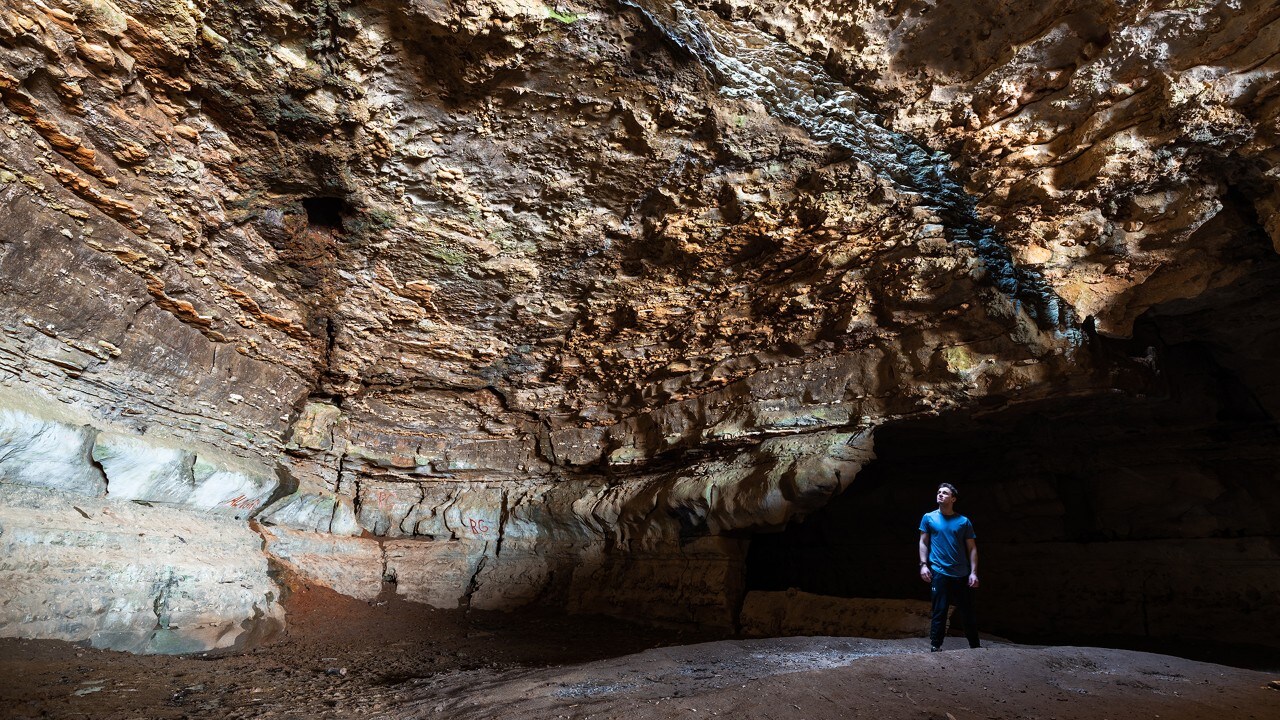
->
[0, 0, 1276, 651]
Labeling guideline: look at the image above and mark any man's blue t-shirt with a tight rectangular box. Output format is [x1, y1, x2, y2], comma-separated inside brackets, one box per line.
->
[919, 510, 975, 577]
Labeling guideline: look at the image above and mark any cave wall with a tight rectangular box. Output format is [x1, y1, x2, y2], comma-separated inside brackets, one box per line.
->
[0, 0, 1276, 651]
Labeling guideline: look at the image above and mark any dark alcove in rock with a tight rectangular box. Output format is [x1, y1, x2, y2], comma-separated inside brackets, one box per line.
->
[302, 196, 347, 229]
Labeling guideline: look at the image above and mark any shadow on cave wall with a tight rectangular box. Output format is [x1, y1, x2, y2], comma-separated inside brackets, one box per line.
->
[746, 261, 1280, 664]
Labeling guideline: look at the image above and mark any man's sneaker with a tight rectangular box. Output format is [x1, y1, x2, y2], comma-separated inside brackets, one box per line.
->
[930, 646, 941, 652]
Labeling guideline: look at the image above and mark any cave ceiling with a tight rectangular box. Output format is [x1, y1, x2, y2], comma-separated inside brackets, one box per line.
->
[0, 0, 1277, 651]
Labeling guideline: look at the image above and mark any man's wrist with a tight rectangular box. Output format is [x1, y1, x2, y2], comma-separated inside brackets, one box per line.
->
[919, 561, 928, 567]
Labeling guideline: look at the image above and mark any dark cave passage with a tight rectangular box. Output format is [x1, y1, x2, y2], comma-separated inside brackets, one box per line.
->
[301, 196, 348, 229]
[746, 268, 1280, 665]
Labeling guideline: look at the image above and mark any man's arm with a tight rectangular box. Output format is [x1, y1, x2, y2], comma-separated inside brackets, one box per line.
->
[918, 532, 931, 582]
[966, 537, 979, 588]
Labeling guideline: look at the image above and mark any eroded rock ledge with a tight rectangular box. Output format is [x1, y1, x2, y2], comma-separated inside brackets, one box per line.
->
[0, 0, 1276, 652]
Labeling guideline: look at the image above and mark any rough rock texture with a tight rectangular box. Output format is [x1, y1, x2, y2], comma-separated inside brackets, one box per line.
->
[728, 0, 1280, 334]
[0, 0, 1276, 650]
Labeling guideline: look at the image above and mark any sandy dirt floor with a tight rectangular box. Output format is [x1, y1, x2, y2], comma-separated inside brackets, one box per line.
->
[2, 580, 1276, 719]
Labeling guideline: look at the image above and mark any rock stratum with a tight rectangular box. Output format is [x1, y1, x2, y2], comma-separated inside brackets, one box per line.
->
[0, 0, 1277, 652]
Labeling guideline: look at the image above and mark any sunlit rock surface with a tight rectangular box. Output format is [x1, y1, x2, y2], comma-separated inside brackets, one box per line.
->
[0, 0, 1276, 651]
[0, 399, 285, 651]
[0, 406, 104, 495]
[0, 485, 283, 653]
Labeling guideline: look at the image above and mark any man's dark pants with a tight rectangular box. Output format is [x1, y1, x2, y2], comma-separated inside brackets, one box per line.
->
[930, 573, 979, 649]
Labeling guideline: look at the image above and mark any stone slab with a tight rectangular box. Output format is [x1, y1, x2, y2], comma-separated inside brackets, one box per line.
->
[0, 485, 284, 654]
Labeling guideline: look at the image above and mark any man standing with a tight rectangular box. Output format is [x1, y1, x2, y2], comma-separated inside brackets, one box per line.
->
[918, 483, 980, 651]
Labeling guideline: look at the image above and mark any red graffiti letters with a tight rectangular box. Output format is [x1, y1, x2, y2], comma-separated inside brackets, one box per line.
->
[224, 494, 261, 510]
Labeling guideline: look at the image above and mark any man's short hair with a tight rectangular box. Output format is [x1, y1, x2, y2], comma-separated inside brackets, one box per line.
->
[938, 482, 958, 498]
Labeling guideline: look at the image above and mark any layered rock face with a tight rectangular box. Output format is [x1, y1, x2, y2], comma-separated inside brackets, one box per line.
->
[0, 0, 1276, 651]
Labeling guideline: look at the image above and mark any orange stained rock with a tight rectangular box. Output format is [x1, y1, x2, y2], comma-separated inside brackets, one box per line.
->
[37, 5, 76, 32]
[145, 277, 214, 328]
[218, 282, 312, 341]
[0, 82, 114, 182]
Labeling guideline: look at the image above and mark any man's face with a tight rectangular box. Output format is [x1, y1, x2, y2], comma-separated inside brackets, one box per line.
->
[937, 487, 955, 505]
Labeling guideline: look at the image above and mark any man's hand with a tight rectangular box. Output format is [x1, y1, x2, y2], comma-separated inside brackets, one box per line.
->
[968, 572, 979, 588]
[920, 565, 931, 583]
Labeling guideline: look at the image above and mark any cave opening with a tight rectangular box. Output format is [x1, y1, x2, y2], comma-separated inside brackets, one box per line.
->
[302, 196, 347, 229]
[745, 266, 1280, 668]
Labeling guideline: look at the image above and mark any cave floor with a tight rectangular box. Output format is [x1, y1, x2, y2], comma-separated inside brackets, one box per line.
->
[1, 583, 1275, 720]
